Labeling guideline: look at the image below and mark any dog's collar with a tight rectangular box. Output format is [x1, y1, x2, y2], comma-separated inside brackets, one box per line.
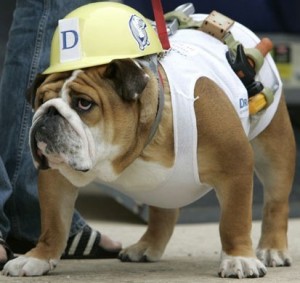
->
[137, 55, 165, 146]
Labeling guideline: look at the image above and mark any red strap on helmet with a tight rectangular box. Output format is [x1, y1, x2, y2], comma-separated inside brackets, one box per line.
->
[151, 0, 170, 50]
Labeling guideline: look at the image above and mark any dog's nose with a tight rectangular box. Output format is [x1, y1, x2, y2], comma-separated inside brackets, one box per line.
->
[47, 106, 59, 117]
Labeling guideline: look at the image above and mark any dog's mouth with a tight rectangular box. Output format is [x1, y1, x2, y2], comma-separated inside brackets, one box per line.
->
[29, 104, 93, 173]
[30, 121, 91, 172]
[35, 144, 89, 173]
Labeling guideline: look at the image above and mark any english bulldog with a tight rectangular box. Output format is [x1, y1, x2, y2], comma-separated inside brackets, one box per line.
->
[3, 23, 295, 279]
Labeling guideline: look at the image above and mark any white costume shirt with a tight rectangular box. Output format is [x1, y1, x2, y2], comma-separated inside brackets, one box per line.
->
[109, 15, 282, 209]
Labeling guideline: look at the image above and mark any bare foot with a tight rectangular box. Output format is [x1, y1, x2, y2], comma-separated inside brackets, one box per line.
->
[0, 244, 7, 262]
[100, 234, 122, 251]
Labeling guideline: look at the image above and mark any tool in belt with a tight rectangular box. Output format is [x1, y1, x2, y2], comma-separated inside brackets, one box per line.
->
[150, 2, 275, 115]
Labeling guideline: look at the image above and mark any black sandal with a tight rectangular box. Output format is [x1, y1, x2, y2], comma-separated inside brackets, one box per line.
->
[62, 225, 121, 259]
[0, 237, 15, 271]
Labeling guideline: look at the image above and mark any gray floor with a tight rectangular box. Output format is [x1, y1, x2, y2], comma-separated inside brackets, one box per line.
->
[1, 190, 300, 282]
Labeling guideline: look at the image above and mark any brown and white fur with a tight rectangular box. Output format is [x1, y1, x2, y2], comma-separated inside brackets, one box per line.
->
[3, 57, 295, 278]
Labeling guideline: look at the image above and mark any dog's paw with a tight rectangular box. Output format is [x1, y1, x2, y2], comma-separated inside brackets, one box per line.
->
[256, 248, 292, 267]
[118, 241, 163, 262]
[219, 252, 267, 278]
[2, 256, 58, 276]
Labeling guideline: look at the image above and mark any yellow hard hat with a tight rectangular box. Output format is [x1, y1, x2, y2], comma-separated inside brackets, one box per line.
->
[43, 2, 163, 74]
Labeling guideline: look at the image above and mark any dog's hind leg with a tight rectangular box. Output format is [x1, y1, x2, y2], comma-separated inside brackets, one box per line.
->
[251, 95, 296, 267]
[118, 206, 179, 262]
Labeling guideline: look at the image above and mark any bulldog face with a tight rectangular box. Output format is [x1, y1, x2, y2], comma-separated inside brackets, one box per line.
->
[28, 59, 158, 186]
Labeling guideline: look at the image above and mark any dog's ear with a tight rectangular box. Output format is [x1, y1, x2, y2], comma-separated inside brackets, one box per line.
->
[103, 59, 149, 101]
[26, 74, 46, 108]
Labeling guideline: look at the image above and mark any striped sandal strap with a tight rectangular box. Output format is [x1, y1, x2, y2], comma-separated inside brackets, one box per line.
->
[62, 225, 120, 259]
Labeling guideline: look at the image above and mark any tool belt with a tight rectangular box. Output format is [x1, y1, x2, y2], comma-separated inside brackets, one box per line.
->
[151, 3, 275, 115]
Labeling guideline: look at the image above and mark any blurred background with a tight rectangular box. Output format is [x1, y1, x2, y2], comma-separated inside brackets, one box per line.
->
[1, 0, 299, 223]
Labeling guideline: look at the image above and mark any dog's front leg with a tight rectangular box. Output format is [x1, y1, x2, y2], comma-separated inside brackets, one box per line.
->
[3, 169, 78, 276]
[119, 206, 179, 262]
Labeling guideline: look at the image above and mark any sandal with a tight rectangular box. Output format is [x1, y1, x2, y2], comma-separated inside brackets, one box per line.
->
[5, 225, 120, 261]
[61, 225, 121, 259]
[0, 237, 15, 271]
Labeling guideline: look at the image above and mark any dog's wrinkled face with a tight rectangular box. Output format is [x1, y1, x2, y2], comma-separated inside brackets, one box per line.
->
[30, 70, 95, 173]
[28, 59, 158, 186]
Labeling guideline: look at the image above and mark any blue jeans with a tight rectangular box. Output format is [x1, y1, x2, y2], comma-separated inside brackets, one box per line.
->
[0, 0, 99, 243]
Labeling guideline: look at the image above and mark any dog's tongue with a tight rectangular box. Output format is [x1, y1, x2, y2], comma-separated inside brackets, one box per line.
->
[37, 141, 47, 154]
[36, 141, 64, 167]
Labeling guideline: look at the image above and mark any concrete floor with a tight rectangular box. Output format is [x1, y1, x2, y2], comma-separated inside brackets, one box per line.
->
[1, 190, 299, 282]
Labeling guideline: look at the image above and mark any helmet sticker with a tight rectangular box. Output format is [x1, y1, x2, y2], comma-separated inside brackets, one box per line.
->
[58, 18, 81, 63]
[129, 15, 150, 50]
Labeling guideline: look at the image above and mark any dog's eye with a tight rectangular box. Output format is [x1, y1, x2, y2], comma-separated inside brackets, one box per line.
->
[74, 98, 94, 112]
[78, 98, 92, 110]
